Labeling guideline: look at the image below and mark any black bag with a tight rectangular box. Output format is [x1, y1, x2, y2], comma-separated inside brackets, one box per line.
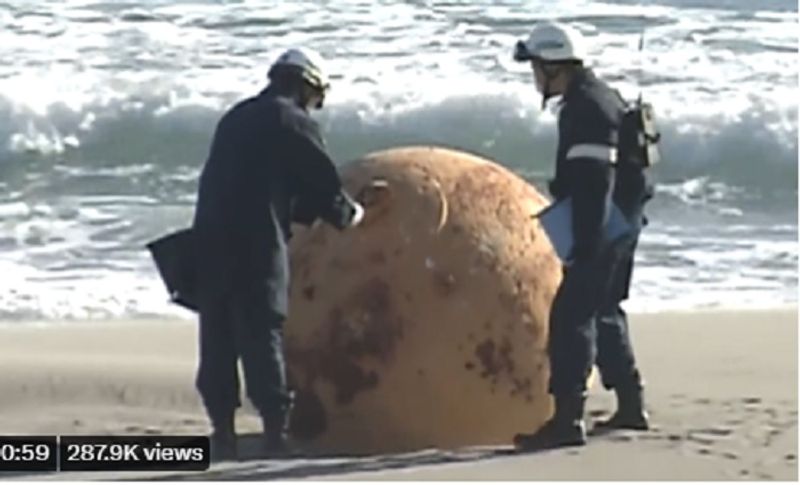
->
[618, 99, 661, 169]
[146, 228, 198, 311]
[613, 96, 661, 212]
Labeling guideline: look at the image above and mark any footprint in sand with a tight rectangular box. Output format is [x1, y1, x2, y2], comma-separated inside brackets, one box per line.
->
[123, 425, 161, 435]
[609, 434, 635, 443]
[638, 433, 664, 442]
[687, 434, 715, 446]
[686, 426, 735, 446]
[762, 428, 783, 447]
[695, 427, 733, 437]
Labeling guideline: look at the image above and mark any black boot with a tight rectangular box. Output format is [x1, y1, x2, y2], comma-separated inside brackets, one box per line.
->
[209, 412, 238, 462]
[514, 394, 587, 451]
[260, 405, 294, 458]
[594, 385, 650, 431]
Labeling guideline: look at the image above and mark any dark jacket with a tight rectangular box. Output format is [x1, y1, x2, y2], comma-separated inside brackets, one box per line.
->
[192, 86, 357, 316]
[548, 68, 625, 259]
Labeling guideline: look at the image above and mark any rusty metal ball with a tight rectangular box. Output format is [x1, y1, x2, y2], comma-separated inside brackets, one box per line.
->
[285, 146, 562, 453]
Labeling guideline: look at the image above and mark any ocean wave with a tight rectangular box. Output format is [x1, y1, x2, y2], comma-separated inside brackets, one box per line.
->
[1, 89, 795, 198]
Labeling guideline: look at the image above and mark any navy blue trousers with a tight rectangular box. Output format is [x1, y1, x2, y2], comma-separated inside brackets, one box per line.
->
[548, 235, 642, 396]
[196, 283, 292, 424]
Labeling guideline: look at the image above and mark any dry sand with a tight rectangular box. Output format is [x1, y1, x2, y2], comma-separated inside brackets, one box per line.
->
[0, 308, 796, 481]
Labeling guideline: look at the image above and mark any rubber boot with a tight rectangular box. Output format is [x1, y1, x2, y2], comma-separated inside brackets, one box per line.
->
[594, 385, 650, 431]
[209, 412, 238, 462]
[514, 394, 587, 451]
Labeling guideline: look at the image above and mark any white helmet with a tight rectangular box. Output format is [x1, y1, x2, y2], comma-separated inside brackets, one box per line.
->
[513, 22, 587, 64]
[268, 47, 330, 92]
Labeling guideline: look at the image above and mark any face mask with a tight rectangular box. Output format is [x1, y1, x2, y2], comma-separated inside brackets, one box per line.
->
[532, 60, 559, 109]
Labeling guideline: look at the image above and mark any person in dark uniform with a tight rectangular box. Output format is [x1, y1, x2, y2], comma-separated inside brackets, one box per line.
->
[192, 47, 365, 460]
[511, 22, 652, 450]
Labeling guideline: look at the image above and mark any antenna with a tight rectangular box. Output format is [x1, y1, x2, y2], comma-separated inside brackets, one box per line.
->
[637, 25, 645, 105]
[636, 1, 647, 105]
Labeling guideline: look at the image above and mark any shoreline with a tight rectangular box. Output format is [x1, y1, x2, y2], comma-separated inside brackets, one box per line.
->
[3, 301, 797, 326]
